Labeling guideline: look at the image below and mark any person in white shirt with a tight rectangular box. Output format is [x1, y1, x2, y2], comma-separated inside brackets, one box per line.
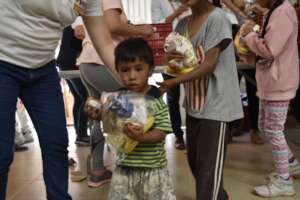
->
[0, 0, 117, 199]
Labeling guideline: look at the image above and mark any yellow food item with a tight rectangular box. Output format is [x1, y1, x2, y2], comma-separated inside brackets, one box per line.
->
[166, 66, 194, 75]
[164, 32, 199, 75]
[107, 116, 155, 153]
[234, 35, 250, 55]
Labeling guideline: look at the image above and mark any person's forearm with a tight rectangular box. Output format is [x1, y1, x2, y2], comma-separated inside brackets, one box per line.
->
[82, 16, 115, 71]
[109, 22, 145, 37]
[168, 48, 220, 87]
[136, 130, 166, 143]
[165, 12, 179, 23]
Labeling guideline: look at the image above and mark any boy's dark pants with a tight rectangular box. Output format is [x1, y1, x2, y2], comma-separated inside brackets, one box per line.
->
[186, 115, 229, 200]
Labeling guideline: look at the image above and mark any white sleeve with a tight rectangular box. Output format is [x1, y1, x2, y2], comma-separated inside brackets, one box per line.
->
[81, 0, 103, 16]
[71, 17, 83, 29]
[161, 0, 173, 18]
[151, 0, 173, 23]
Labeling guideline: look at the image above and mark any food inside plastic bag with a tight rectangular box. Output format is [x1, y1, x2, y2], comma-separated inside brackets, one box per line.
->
[101, 91, 155, 153]
[234, 24, 260, 55]
[164, 32, 199, 75]
[234, 34, 250, 55]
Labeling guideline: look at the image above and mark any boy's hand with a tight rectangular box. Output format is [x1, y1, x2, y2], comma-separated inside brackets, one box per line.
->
[123, 123, 144, 141]
[84, 97, 102, 120]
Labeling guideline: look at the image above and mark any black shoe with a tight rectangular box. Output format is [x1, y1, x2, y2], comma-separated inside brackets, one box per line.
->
[15, 144, 29, 152]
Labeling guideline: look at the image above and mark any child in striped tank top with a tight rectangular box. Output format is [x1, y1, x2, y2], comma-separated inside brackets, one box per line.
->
[159, 0, 243, 199]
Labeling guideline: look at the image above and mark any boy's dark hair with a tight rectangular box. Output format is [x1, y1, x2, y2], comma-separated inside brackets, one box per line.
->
[115, 37, 154, 69]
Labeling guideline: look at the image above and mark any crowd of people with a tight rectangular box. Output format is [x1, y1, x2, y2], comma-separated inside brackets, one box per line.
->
[0, 0, 300, 199]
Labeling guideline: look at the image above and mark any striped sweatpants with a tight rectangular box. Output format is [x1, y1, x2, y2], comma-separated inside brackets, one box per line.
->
[258, 100, 295, 180]
[186, 116, 229, 200]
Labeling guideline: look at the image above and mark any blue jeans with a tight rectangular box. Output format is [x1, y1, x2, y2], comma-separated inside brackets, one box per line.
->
[0, 61, 71, 200]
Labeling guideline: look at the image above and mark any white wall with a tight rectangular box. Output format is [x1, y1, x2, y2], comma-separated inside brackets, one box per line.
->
[122, 0, 152, 24]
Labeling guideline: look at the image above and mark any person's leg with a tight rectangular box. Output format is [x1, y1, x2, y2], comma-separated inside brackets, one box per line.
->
[16, 104, 31, 133]
[244, 69, 263, 144]
[141, 167, 176, 200]
[186, 115, 229, 200]
[67, 78, 89, 144]
[66, 79, 89, 144]
[162, 73, 185, 149]
[185, 115, 200, 177]
[65, 80, 80, 134]
[15, 112, 25, 145]
[264, 101, 290, 179]
[87, 120, 112, 187]
[0, 62, 20, 199]
[89, 121, 105, 171]
[108, 167, 135, 200]
[71, 78, 88, 137]
[20, 61, 71, 200]
[16, 103, 34, 143]
[255, 100, 295, 197]
[80, 64, 112, 187]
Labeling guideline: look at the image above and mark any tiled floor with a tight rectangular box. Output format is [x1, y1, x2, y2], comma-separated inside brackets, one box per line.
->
[6, 121, 300, 200]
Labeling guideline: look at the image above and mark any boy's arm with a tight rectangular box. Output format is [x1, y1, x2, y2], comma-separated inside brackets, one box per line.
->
[159, 44, 223, 93]
[124, 124, 166, 143]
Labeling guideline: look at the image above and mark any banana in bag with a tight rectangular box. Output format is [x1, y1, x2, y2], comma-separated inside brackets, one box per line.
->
[101, 91, 155, 153]
[234, 34, 250, 55]
[234, 24, 260, 55]
[164, 32, 200, 75]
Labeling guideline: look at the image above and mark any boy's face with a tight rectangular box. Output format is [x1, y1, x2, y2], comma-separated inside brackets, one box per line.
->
[116, 58, 152, 93]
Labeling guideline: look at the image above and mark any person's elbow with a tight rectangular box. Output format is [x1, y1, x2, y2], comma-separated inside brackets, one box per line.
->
[109, 25, 122, 35]
[105, 20, 123, 35]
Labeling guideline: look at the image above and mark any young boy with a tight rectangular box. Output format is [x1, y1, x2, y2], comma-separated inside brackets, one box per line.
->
[86, 38, 176, 200]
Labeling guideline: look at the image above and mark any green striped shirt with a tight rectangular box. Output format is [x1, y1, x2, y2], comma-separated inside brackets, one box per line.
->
[117, 86, 172, 168]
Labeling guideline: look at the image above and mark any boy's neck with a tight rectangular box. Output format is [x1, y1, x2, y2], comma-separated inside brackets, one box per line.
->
[132, 84, 151, 94]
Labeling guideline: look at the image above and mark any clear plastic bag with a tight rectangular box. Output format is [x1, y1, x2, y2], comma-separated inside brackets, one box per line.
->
[101, 91, 155, 153]
[164, 32, 200, 75]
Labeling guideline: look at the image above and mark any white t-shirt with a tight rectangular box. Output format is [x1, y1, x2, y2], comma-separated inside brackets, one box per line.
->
[0, 0, 102, 69]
